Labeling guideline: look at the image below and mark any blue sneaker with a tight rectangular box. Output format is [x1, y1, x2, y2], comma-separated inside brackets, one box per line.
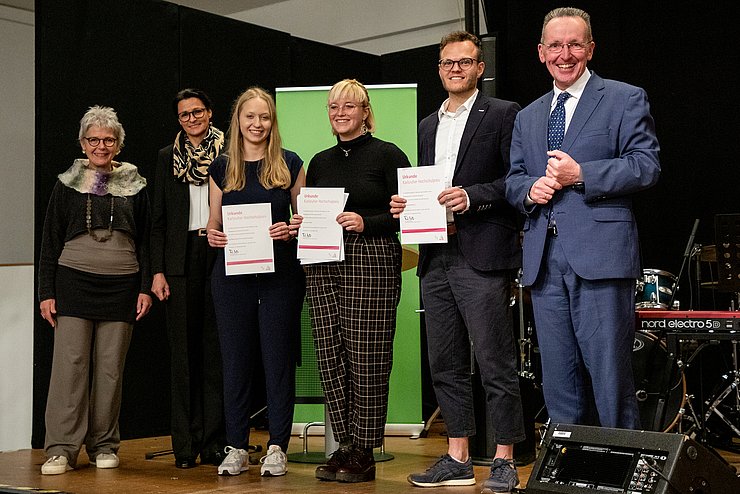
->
[481, 458, 519, 493]
[407, 454, 475, 487]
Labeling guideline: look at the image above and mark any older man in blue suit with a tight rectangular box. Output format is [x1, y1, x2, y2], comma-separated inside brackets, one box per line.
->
[392, 31, 525, 493]
[505, 7, 660, 430]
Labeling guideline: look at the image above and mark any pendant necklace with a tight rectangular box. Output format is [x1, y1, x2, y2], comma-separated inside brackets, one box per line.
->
[339, 146, 351, 157]
[86, 194, 115, 242]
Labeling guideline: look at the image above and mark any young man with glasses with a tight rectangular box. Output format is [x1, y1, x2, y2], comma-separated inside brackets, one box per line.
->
[392, 31, 525, 493]
[506, 7, 660, 430]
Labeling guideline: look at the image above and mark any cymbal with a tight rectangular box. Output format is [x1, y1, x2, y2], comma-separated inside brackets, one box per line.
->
[700, 244, 717, 262]
[401, 245, 419, 272]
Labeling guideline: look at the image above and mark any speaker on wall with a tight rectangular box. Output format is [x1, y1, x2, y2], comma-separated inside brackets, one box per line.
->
[480, 35, 497, 98]
[527, 423, 739, 494]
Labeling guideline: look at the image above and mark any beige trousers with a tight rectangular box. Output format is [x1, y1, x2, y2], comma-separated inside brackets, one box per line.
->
[44, 316, 133, 466]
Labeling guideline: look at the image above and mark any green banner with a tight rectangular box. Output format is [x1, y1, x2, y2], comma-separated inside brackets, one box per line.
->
[276, 85, 422, 429]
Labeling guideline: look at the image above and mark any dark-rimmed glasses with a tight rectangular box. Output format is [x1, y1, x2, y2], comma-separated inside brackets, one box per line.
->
[438, 58, 478, 71]
[177, 107, 207, 122]
[82, 137, 117, 147]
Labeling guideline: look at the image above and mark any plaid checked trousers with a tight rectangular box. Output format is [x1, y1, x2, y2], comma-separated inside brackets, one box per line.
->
[304, 234, 402, 448]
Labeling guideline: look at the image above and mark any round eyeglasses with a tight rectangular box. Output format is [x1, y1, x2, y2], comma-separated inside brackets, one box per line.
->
[83, 137, 117, 147]
[327, 102, 362, 114]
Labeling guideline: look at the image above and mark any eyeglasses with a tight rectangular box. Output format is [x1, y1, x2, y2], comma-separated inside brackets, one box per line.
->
[83, 137, 117, 147]
[177, 107, 207, 122]
[327, 102, 363, 114]
[542, 41, 592, 54]
[438, 58, 478, 71]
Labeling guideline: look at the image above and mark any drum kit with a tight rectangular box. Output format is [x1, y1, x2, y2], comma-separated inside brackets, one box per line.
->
[514, 253, 740, 452]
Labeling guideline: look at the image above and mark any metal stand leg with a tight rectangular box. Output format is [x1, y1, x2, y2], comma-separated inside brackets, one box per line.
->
[287, 405, 333, 463]
[287, 405, 395, 463]
[374, 437, 394, 462]
[417, 407, 441, 439]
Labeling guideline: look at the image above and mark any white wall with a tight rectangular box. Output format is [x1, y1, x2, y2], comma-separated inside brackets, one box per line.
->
[0, 266, 34, 452]
[226, 0, 470, 54]
[0, 5, 34, 452]
[0, 5, 34, 264]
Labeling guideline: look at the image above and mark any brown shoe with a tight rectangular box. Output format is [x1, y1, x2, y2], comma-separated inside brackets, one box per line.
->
[336, 447, 375, 483]
[315, 447, 351, 481]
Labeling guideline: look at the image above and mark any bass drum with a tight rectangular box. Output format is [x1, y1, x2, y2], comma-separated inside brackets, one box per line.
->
[632, 330, 686, 431]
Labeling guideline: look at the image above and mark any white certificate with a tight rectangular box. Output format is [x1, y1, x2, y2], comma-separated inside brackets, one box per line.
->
[397, 166, 448, 244]
[222, 203, 274, 275]
[297, 187, 345, 262]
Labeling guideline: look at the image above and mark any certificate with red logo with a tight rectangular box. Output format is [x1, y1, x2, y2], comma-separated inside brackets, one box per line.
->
[297, 187, 345, 262]
[398, 166, 448, 244]
[222, 203, 274, 275]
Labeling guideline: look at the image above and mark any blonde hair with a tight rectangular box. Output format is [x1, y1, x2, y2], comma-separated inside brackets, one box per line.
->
[223, 87, 290, 192]
[327, 79, 376, 135]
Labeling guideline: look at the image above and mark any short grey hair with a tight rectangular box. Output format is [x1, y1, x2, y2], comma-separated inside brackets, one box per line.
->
[541, 7, 593, 43]
[78, 105, 125, 149]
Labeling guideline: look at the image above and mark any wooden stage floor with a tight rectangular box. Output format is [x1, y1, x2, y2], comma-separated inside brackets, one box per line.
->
[1, 425, 738, 494]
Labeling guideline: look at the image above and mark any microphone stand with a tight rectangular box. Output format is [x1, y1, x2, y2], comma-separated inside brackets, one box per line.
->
[669, 219, 700, 310]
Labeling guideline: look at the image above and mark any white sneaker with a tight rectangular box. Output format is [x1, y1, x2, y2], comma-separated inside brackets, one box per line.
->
[41, 455, 73, 475]
[92, 452, 119, 469]
[260, 445, 287, 477]
[218, 446, 249, 476]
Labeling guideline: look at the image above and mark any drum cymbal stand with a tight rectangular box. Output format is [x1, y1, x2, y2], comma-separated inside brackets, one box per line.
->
[515, 269, 536, 382]
[674, 336, 722, 440]
[703, 339, 740, 438]
[669, 218, 700, 310]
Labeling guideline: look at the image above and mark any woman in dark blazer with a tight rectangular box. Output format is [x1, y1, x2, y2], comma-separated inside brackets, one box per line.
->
[150, 89, 226, 468]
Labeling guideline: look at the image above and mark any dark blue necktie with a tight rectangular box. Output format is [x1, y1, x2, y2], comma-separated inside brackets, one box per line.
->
[548, 91, 571, 150]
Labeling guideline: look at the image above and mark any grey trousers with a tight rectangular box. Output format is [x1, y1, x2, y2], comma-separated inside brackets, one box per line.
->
[44, 316, 133, 466]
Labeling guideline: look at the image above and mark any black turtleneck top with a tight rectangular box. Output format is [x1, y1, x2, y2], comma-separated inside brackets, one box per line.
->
[306, 133, 412, 236]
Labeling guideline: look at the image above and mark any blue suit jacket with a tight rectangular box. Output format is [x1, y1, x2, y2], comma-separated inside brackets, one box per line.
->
[417, 92, 522, 276]
[505, 72, 660, 286]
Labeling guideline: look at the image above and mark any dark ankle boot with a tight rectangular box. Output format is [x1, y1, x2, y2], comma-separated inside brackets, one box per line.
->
[315, 446, 351, 481]
[336, 447, 376, 483]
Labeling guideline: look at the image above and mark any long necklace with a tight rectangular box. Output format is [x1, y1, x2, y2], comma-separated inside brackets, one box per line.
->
[86, 194, 114, 242]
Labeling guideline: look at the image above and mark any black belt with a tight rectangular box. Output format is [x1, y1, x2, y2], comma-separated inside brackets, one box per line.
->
[188, 228, 207, 237]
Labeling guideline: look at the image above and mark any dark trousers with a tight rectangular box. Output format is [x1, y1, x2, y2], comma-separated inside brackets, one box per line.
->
[531, 235, 640, 429]
[211, 252, 304, 451]
[421, 237, 525, 445]
[165, 234, 225, 460]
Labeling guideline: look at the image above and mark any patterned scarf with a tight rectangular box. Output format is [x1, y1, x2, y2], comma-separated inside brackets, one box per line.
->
[58, 159, 146, 197]
[172, 125, 225, 185]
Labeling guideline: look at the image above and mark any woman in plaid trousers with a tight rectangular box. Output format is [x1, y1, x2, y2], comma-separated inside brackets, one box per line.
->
[290, 79, 411, 483]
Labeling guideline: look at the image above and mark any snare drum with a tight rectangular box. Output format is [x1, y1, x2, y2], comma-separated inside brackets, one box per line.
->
[635, 268, 677, 310]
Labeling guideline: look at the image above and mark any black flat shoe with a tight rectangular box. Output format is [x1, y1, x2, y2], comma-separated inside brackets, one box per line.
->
[175, 457, 197, 469]
[200, 448, 227, 466]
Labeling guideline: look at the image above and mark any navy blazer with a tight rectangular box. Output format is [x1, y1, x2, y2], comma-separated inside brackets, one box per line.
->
[505, 72, 661, 286]
[417, 92, 522, 276]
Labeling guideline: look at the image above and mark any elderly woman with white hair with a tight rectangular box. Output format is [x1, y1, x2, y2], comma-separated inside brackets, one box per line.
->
[38, 105, 152, 475]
